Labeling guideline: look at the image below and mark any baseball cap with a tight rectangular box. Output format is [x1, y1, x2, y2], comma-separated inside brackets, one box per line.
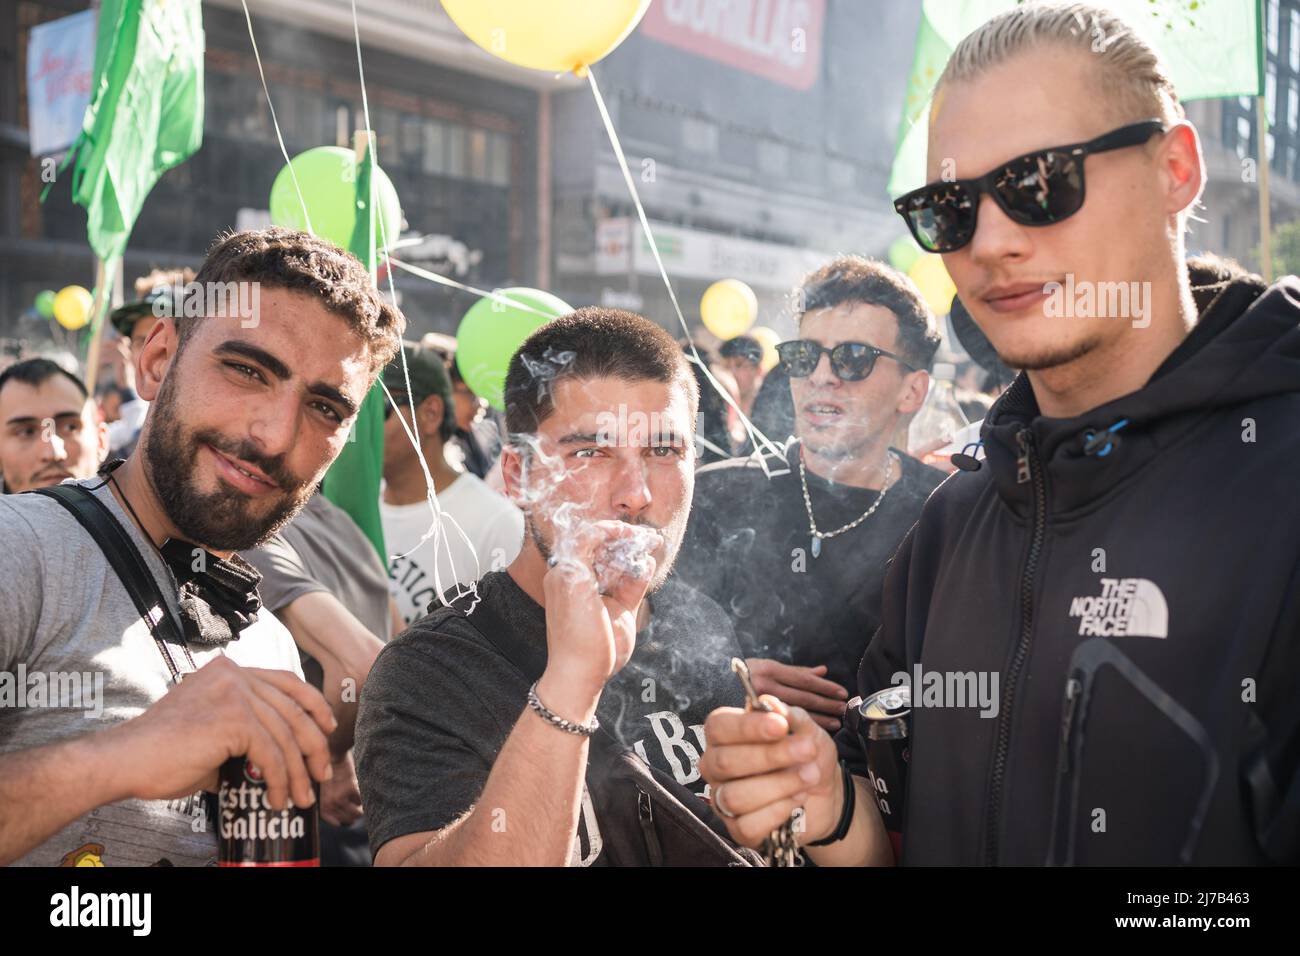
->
[382, 340, 456, 436]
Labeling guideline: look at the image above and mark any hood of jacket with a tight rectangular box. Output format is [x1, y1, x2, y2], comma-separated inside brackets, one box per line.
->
[979, 266, 1300, 514]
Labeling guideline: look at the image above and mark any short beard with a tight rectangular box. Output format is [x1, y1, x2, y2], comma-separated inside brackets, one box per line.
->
[997, 333, 1103, 372]
[142, 370, 314, 551]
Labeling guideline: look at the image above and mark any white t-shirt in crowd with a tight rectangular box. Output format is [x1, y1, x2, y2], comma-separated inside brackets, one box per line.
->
[381, 472, 524, 625]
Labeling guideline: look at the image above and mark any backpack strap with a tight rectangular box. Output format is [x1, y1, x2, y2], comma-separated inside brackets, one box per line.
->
[30, 484, 193, 681]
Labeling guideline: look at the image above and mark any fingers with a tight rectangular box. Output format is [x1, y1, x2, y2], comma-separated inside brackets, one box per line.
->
[715, 765, 816, 819]
[240, 718, 296, 812]
[699, 733, 816, 783]
[812, 713, 844, 732]
[243, 692, 316, 811]
[247, 678, 333, 789]
[703, 706, 790, 747]
[753, 682, 846, 718]
[245, 667, 338, 737]
[730, 797, 808, 850]
[752, 659, 849, 699]
[605, 554, 656, 614]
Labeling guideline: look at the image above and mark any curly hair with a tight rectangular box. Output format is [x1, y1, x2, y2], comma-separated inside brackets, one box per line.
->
[185, 227, 405, 373]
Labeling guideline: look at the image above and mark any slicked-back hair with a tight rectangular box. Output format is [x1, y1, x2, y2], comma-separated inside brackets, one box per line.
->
[503, 307, 699, 439]
[937, 2, 1183, 128]
[185, 227, 405, 373]
[0, 358, 89, 402]
[796, 255, 941, 371]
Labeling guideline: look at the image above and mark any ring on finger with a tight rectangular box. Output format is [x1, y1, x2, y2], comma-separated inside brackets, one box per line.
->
[714, 783, 738, 819]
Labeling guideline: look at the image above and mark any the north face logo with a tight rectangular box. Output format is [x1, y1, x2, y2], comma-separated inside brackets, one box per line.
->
[1068, 577, 1168, 638]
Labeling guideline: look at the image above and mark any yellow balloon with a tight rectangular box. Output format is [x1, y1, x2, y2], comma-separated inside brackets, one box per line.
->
[53, 285, 94, 331]
[441, 0, 651, 73]
[908, 254, 957, 317]
[750, 326, 781, 373]
[700, 279, 758, 341]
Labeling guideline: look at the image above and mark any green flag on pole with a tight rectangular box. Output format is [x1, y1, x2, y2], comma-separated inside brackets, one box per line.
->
[67, 0, 204, 261]
[888, 0, 1264, 197]
[321, 136, 389, 561]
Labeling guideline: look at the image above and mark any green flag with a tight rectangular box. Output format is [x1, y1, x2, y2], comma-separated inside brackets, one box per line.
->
[68, 0, 204, 261]
[888, 0, 1263, 197]
[321, 139, 388, 561]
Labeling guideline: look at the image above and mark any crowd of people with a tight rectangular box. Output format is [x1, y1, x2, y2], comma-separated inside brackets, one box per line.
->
[1, 2, 1297, 868]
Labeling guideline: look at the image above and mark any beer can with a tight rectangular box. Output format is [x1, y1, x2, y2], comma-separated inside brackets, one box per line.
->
[848, 684, 911, 860]
[217, 757, 320, 867]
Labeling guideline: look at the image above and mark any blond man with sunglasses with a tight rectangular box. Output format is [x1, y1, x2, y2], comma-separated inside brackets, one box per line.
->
[701, 2, 1300, 866]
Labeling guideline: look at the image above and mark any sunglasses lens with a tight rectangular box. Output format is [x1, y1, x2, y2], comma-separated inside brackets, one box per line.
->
[831, 343, 876, 381]
[901, 184, 976, 253]
[995, 150, 1083, 225]
[776, 341, 819, 377]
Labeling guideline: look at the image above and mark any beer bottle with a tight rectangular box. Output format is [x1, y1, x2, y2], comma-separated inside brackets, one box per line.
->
[217, 757, 320, 866]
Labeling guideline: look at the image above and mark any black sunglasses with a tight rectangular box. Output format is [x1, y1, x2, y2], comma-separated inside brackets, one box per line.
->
[893, 120, 1166, 254]
[776, 339, 916, 381]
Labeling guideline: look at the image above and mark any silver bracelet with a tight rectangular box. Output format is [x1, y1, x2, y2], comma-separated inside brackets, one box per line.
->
[527, 681, 599, 737]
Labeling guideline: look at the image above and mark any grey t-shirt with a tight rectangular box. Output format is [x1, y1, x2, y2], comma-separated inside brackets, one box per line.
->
[0, 478, 303, 867]
[242, 492, 393, 684]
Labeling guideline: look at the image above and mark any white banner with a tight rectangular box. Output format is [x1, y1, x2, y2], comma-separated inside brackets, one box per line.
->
[27, 9, 96, 157]
[595, 217, 834, 291]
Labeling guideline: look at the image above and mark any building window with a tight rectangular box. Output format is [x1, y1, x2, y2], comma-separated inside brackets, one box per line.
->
[757, 140, 789, 177]
[1238, 116, 1252, 159]
[1291, 9, 1300, 70]
[468, 128, 489, 181]
[1269, 0, 1279, 56]
[1291, 79, 1299, 133]
[488, 131, 511, 186]
[446, 125, 466, 178]
[828, 158, 855, 190]
[423, 119, 447, 175]
[682, 116, 719, 155]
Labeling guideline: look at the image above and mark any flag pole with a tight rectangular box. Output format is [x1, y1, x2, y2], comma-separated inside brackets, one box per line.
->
[1257, 0, 1273, 282]
[83, 256, 110, 393]
[1257, 95, 1273, 282]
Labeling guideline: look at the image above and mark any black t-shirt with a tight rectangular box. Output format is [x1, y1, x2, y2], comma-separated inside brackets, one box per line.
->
[674, 442, 945, 694]
[353, 570, 745, 865]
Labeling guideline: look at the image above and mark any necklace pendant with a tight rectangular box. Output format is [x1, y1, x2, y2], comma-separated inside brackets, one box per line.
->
[811, 535, 821, 559]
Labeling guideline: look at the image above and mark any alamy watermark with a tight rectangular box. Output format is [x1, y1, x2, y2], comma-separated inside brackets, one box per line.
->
[1043, 274, 1151, 328]
[0, 665, 103, 719]
[152, 280, 261, 328]
[595, 404, 689, 450]
[890, 664, 999, 718]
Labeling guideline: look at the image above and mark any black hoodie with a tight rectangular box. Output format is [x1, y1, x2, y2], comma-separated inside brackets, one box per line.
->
[836, 266, 1300, 865]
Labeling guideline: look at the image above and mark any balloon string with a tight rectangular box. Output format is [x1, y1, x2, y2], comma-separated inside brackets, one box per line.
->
[239, 0, 314, 236]
[386, 258, 563, 320]
[349, 0, 480, 614]
[584, 66, 788, 478]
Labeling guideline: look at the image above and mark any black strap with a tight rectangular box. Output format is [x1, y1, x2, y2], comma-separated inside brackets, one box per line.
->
[31, 484, 194, 681]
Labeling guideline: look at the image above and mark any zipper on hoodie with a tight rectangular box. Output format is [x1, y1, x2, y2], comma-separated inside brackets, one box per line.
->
[984, 426, 1047, 864]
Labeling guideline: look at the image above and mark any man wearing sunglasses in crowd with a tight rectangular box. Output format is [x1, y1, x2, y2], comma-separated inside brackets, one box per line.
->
[675, 255, 944, 731]
[701, 2, 1300, 865]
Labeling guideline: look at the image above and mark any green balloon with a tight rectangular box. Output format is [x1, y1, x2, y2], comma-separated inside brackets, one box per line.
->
[888, 235, 922, 274]
[35, 289, 57, 319]
[455, 288, 572, 411]
[269, 146, 402, 251]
